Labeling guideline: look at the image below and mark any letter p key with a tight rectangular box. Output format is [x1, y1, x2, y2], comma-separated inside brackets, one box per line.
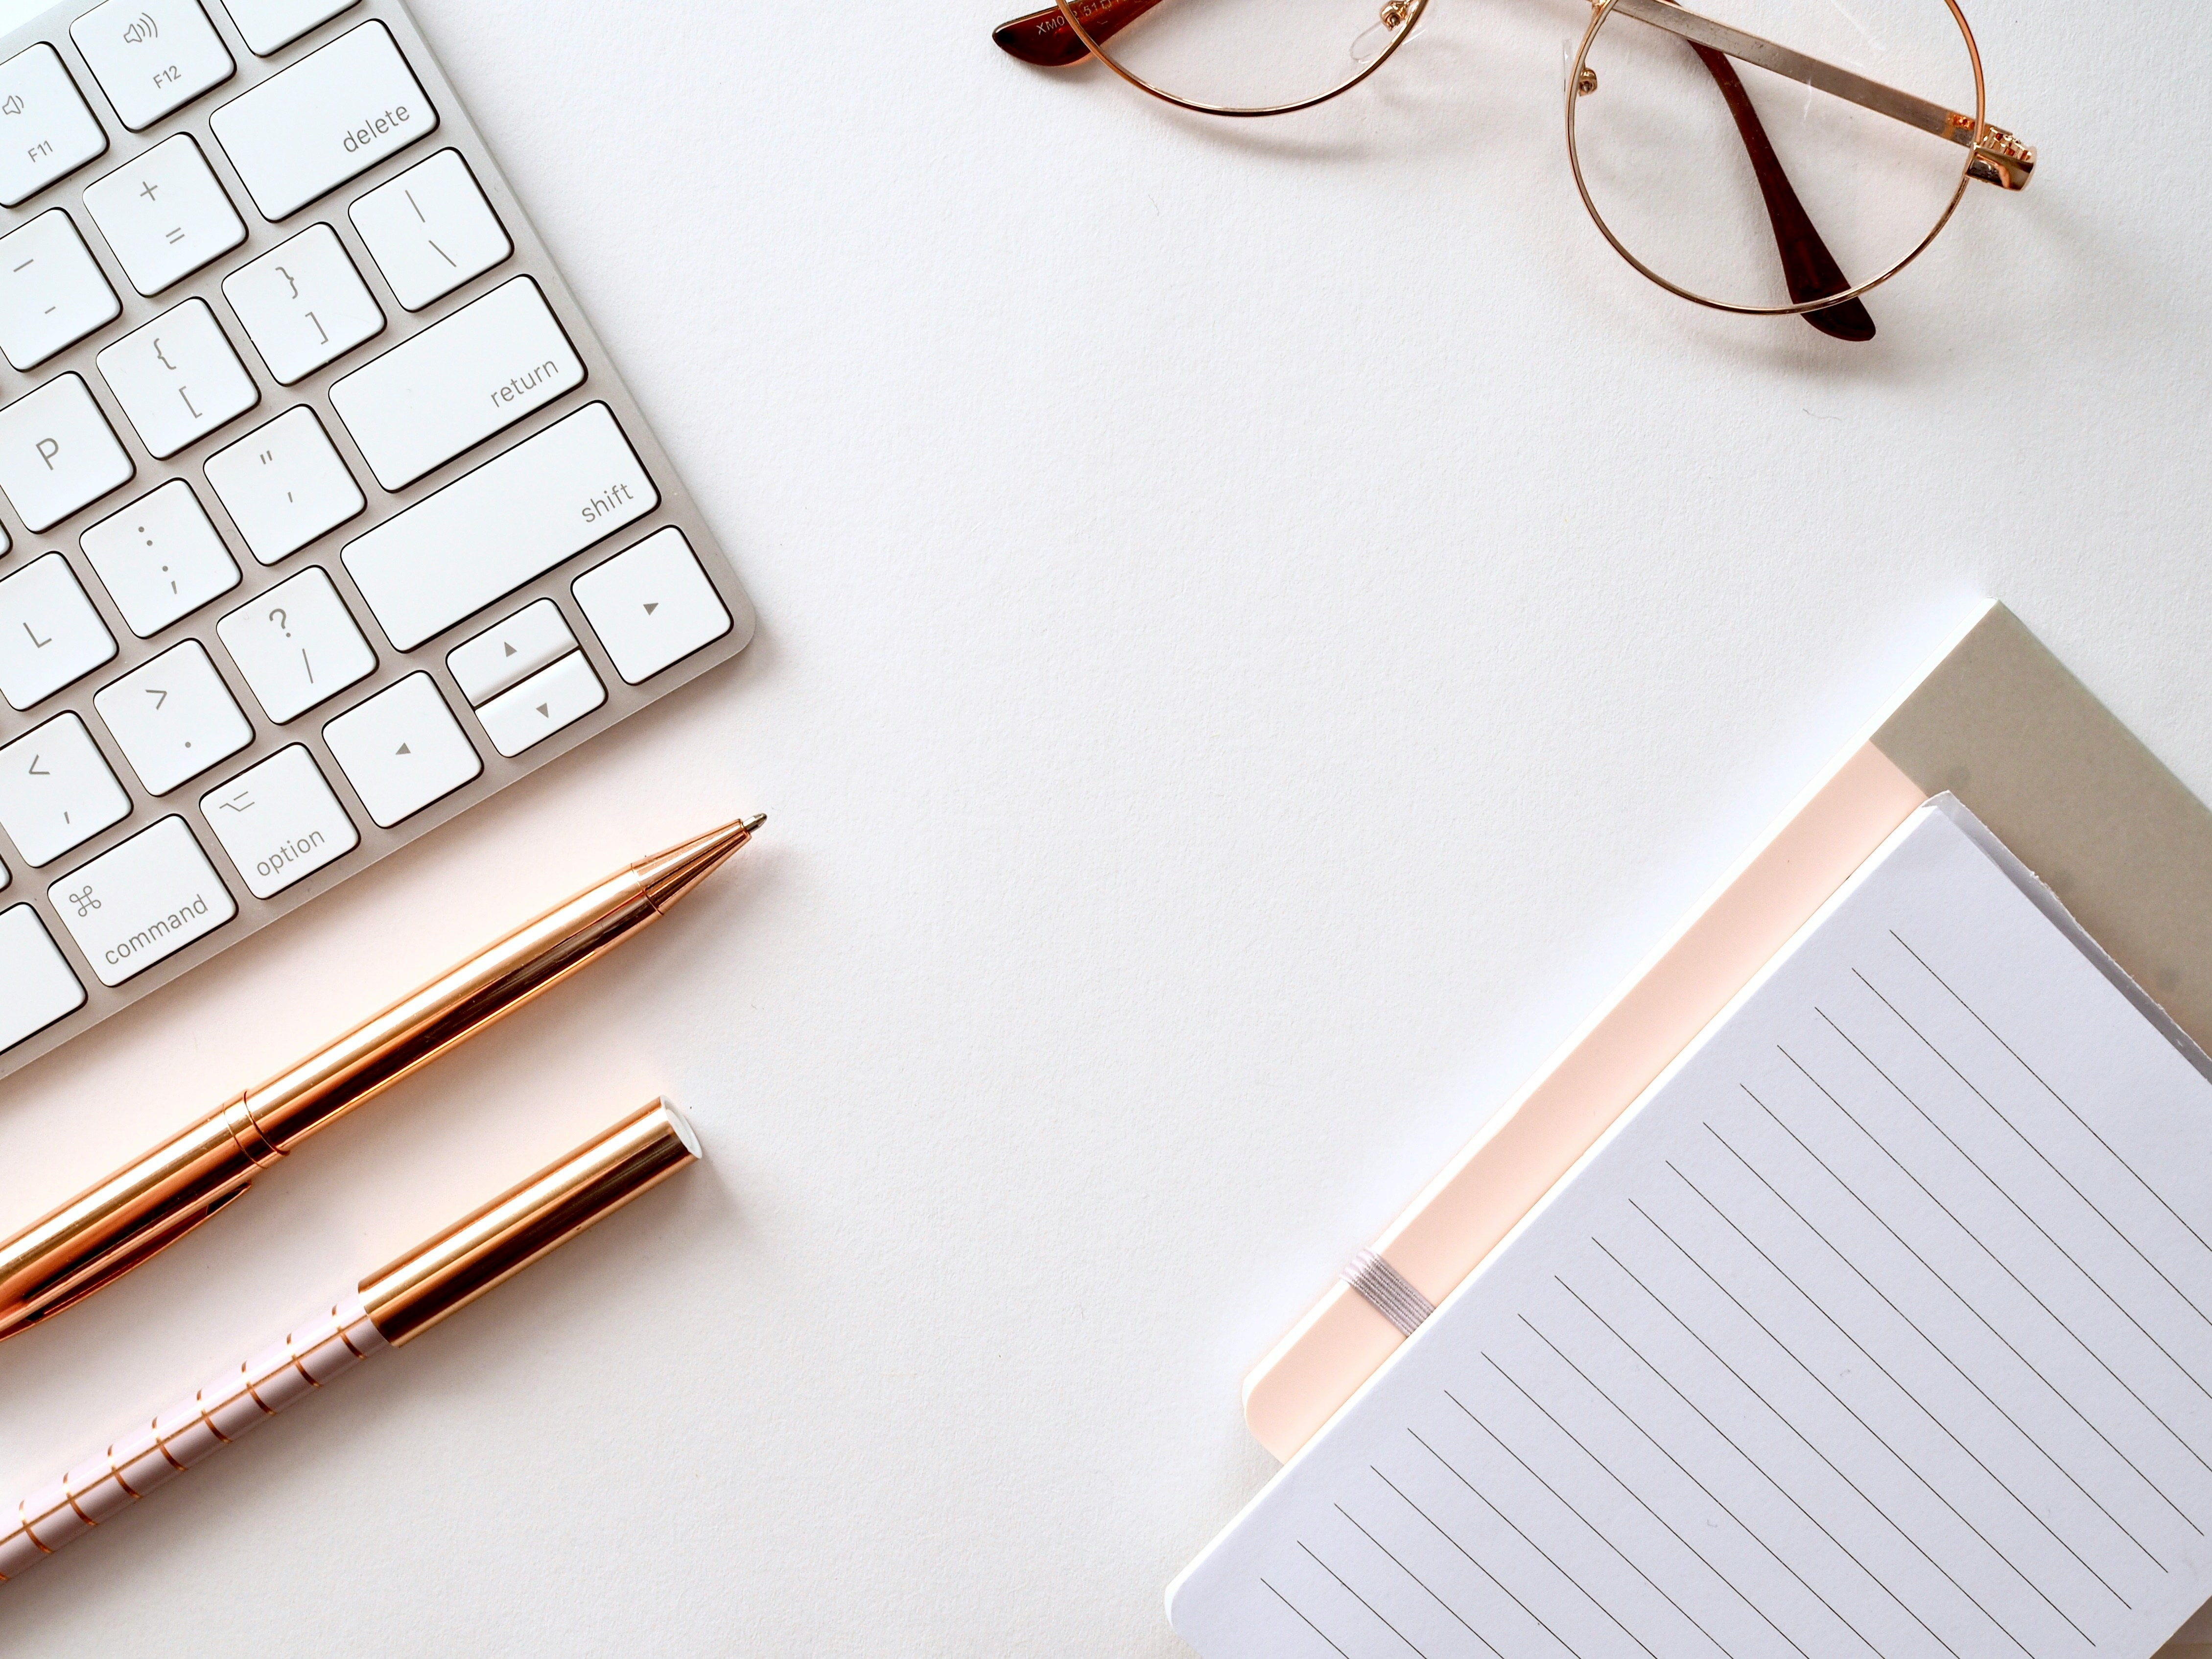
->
[35, 437, 57, 470]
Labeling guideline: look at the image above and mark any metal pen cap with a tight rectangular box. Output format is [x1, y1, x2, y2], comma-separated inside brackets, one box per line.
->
[361, 1099, 701, 1345]
[0, 817, 759, 1342]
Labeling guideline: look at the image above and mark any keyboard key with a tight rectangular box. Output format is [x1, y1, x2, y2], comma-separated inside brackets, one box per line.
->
[344, 403, 655, 651]
[0, 552, 117, 709]
[321, 670, 477, 827]
[0, 210, 121, 371]
[83, 134, 247, 296]
[199, 743, 355, 897]
[573, 528, 732, 684]
[220, 0, 357, 56]
[0, 711, 131, 865]
[204, 405, 362, 564]
[474, 650, 603, 758]
[0, 46, 109, 208]
[50, 814, 235, 986]
[210, 22, 435, 221]
[349, 148, 508, 311]
[447, 597, 574, 705]
[216, 563, 373, 721]
[94, 638, 252, 794]
[98, 297, 259, 457]
[330, 276, 581, 491]
[82, 479, 240, 637]
[223, 223, 384, 385]
[0, 373, 134, 531]
[72, 0, 235, 132]
[0, 905, 85, 1051]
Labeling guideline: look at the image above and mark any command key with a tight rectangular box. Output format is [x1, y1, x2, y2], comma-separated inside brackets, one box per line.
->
[50, 817, 236, 987]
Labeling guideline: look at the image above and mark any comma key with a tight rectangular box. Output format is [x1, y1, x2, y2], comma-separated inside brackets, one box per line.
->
[48, 815, 236, 987]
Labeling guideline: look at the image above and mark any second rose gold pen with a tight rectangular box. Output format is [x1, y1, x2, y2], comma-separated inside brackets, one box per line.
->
[0, 814, 765, 1343]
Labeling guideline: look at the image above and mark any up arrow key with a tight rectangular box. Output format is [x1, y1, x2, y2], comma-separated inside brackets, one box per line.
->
[396, 743, 411, 756]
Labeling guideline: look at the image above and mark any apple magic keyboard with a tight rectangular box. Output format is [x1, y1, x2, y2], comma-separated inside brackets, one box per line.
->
[0, 0, 756, 1082]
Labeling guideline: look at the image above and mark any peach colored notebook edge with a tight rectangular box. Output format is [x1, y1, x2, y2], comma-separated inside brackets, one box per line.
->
[1246, 598, 2212, 1465]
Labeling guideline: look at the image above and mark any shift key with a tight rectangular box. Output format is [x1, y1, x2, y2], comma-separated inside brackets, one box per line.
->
[50, 817, 237, 987]
[343, 403, 657, 650]
[210, 22, 435, 220]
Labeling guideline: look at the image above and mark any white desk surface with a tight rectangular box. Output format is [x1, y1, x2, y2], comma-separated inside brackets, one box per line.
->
[0, 0, 2203, 1652]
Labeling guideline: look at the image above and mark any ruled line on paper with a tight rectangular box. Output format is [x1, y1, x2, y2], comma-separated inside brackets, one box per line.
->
[1779, 1043, 2212, 1495]
[1335, 1500, 1507, 1659]
[1634, 1179, 2093, 1648]
[1817, 1006, 2212, 1423]
[1741, 1081, 2189, 1551]
[1709, 1112, 2145, 1599]
[1558, 1271, 1953, 1658]
[1892, 930, 2212, 1269]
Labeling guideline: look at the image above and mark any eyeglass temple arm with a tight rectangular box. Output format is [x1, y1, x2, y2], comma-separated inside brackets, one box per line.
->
[1685, 41, 1874, 339]
[1608, 0, 2034, 189]
[994, 0, 1162, 68]
[993, 0, 2036, 193]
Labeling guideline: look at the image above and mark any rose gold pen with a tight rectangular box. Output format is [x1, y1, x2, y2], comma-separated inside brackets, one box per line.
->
[0, 816, 764, 1342]
[0, 1097, 702, 1583]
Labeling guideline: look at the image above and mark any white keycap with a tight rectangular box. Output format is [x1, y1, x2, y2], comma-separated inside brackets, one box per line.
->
[344, 403, 656, 651]
[204, 405, 362, 564]
[72, 0, 235, 132]
[330, 277, 580, 491]
[83, 134, 246, 296]
[0, 905, 85, 1051]
[82, 479, 240, 637]
[210, 23, 435, 221]
[0, 711, 130, 865]
[98, 297, 259, 458]
[447, 598, 575, 706]
[349, 148, 508, 312]
[0, 373, 134, 531]
[199, 743, 355, 897]
[220, 0, 357, 57]
[94, 639, 253, 795]
[0, 46, 109, 208]
[50, 814, 235, 985]
[0, 210, 121, 371]
[474, 650, 603, 758]
[216, 563, 373, 721]
[223, 223, 384, 385]
[321, 671, 477, 827]
[573, 528, 733, 685]
[0, 552, 117, 709]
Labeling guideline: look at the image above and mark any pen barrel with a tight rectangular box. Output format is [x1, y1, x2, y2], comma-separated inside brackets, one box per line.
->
[0, 1298, 387, 1583]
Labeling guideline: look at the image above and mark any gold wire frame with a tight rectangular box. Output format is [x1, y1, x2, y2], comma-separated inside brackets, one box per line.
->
[1051, 0, 1432, 118]
[1562, 0, 1988, 315]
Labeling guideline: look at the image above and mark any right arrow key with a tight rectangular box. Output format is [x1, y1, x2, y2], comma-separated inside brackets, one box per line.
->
[572, 527, 732, 687]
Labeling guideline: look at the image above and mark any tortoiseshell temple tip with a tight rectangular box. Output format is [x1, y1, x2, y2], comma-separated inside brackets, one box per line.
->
[994, 7, 1092, 67]
[1804, 297, 1877, 344]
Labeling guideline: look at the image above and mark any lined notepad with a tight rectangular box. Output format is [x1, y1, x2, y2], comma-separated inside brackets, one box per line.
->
[1172, 799, 2212, 1658]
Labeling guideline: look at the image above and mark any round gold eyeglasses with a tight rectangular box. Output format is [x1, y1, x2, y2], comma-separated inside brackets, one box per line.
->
[992, 0, 2035, 341]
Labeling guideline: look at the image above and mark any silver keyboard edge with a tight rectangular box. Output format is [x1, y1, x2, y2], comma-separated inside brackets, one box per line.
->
[0, 0, 756, 1086]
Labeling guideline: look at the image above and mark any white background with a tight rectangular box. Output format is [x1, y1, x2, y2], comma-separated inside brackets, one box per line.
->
[0, 0, 2203, 1653]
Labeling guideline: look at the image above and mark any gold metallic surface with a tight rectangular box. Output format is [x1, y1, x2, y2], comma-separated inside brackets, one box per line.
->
[0, 820, 760, 1344]
[360, 1099, 701, 1346]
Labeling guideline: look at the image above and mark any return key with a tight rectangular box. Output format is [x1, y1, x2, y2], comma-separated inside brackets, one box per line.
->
[329, 276, 586, 491]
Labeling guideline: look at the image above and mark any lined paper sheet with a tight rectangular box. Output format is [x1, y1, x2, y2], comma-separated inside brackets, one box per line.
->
[1172, 800, 2212, 1659]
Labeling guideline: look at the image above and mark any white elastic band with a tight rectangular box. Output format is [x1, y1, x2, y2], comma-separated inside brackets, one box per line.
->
[1342, 1248, 1435, 1339]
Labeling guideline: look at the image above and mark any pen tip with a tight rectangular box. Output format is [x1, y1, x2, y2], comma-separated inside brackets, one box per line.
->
[636, 815, 767, 914]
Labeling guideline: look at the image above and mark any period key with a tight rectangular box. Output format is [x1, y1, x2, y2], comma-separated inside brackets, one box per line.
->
[49, 815, 236, 987]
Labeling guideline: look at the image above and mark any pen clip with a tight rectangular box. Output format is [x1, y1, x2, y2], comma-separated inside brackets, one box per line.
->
[15, 1187, 249, 1332]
